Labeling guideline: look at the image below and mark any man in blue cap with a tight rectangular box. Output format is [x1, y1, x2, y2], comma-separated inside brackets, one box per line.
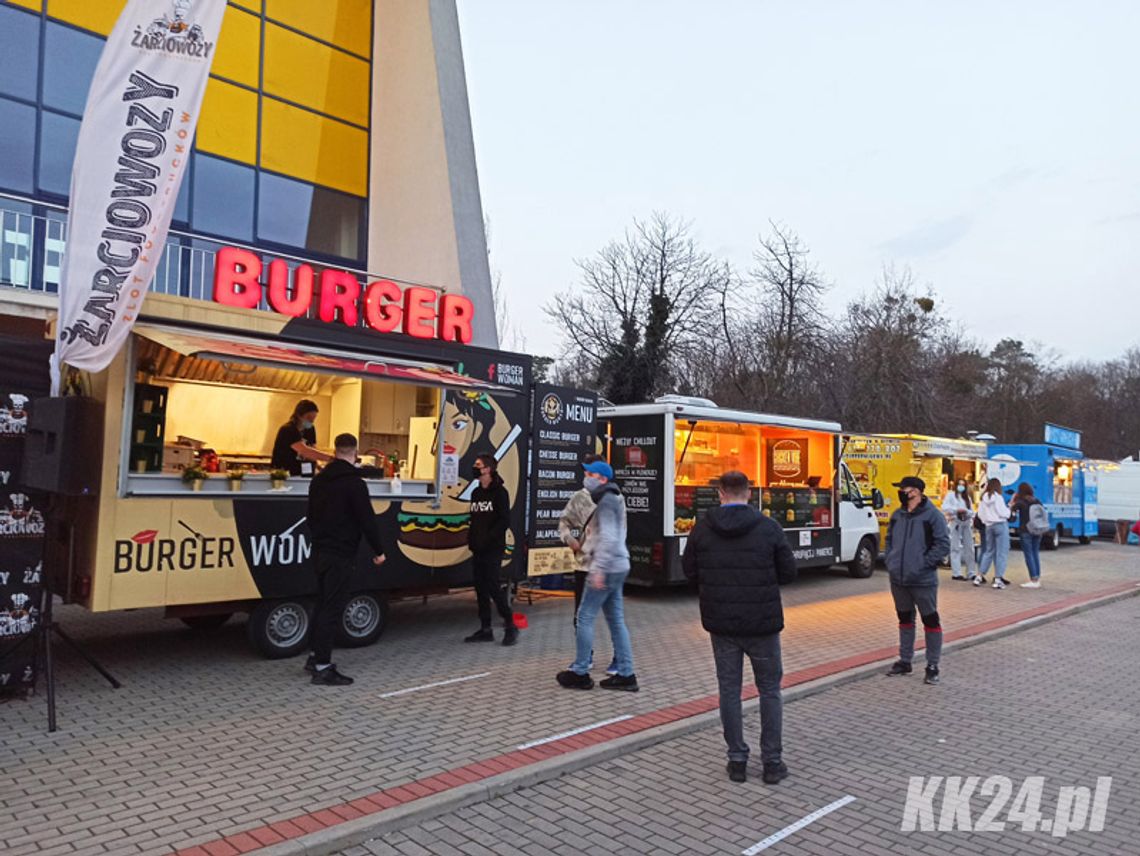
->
[556, 459, 638, 691]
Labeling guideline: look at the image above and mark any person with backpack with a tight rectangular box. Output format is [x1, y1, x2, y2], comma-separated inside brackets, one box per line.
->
[884, 476, 951, 685]
[941, 479, 978, 581]
[975, 478, 1012, 589]
[1009, 482, 1048, 588]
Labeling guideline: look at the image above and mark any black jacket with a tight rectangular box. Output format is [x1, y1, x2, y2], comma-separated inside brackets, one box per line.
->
[306, 460, 386, 559]
[682, 504, 797, 637]
[468, 473, 510, 553]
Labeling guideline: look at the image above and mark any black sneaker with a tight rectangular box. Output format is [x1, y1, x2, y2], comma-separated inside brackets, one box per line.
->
[924, 666, 940, 685]
[310, 665, 353, 686]
[556, 670, 594, 690]
[951, 575, 968, 581]
[464, 628, 494, 643]
[886, 660, 913, 676]
[303, 654, 317, 674]
[599, 673, 639, 692]
[762, 762, 789, 785]
[502, 626, 519, 647]
[727, 761, 747, 783]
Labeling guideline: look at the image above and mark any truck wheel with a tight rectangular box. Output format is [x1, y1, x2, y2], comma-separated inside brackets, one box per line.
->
[180, 613, 232, 631]
[1043, 525, 1061, 551]
[335, 592, 388, 648]
[1078, 535, 1091, 545]
[247, 599, 311, 659]
[848, 536, 877, 579]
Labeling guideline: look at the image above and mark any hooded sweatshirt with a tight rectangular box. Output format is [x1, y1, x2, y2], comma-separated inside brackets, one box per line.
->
[581, 481, 629, 576]
[306, 459, 386, 559]
[884, 495, 951, 587]
[468, 472, 511, 553]
[682, 504, 797, 637]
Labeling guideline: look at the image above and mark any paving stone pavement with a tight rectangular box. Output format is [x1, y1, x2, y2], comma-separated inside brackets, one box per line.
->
[350, 595, 1140, 856]
[1, 542, 1137, 855]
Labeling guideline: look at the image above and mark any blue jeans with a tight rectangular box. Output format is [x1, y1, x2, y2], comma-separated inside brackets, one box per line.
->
[570, 571, 634, 676]
[1021, 533, 1042, 580]
[978, 521, 1010, 579]
[712, 633, 782, 764]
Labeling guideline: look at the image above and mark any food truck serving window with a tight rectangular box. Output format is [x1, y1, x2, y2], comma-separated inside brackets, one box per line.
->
[119, 325, 514, 499]
[759, 427, 834, 529]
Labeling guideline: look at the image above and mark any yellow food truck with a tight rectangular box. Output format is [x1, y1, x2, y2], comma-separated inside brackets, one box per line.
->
[843, 433, 988, 545]
[8, 246, 536, 658]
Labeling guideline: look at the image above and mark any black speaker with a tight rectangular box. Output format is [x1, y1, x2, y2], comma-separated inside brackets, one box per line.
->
[22, 397, 104, 496]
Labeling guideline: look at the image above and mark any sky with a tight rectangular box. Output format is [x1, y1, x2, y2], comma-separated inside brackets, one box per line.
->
[455, 1, 1140, 365]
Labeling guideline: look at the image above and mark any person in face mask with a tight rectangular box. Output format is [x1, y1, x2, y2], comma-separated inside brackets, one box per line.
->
[883, 476, 951, 685]
[940, 479, 978, 581]
[271, 399, 334, 477]
[463, 453, 519, 645]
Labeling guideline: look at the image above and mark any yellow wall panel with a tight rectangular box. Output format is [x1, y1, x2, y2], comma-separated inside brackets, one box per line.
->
[7, 0, 43, 12]
[261, 97, 367, 196]
[231, 0, 261, 11]
[46, 0, 124, 35]
[211, 5, 260, 88]
[264, 23, 369, 127]
[197, 79, 258, 165]
[265, 0, 371, 58]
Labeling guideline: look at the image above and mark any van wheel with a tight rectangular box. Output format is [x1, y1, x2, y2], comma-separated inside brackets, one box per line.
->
[247, 599, 311, 659]
[1043, 525, 1061, 551]
[336, 592, 388, 648]
[180, 613, 232, 631]
[848, 536, 877, 578]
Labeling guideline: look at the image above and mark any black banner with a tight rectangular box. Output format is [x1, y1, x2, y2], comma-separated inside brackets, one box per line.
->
[0, 334, 51, 695]
[607, 414, 666, 583]
[526, 385, 597, 575]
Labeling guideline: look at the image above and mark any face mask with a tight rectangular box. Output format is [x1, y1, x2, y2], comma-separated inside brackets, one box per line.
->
[299, 419, 314, 431]
[584, 475, 603, 491]
[898, 490, 912, 505]
[956, 485, 966, 493]
[472, 465, 485, 478]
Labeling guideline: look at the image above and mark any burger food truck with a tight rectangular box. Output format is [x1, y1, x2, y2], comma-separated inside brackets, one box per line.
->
[597, 397, 884, 585]
[17, 247, 537, 658]
[987, 424, 1097, 549]
[844, 433, 989, 547]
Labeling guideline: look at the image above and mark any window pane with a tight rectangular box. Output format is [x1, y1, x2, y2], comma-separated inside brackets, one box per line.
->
[0, 97, 36, 193]
[0, 5, 40, 100]
[260, 97, 368, 196]
[192, 155, 255, 242]
[37, 110, 81, 197]
[265, 0, 371, 58]
[258, 172, 363, 261]
[197, 78, 258, 164]
[43, 22, 103, 115]
[264, 23, 370, 126]
[212, 5, 261, 88]
[45, 0, 119, 36]
[173, 157, 191, 226]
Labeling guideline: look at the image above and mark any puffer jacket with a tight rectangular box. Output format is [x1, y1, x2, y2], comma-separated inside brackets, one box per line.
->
[682, 504, 797, 637]
[581, 481, 629, 576]
[885, 496, 951, 586]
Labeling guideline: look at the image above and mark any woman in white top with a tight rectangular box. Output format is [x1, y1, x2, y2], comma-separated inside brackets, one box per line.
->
[941, 479, 978, 581]
[975, 477, 1012, 588]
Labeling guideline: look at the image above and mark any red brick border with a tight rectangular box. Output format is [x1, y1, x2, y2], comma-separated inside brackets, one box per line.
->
[177, 580, 1138, 856]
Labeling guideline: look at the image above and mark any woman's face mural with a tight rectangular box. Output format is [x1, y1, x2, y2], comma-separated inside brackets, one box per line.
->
[395, 390, 521, 567]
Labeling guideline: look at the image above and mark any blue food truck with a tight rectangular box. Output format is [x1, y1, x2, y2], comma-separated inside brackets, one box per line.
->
[987, 423, 1098, 549]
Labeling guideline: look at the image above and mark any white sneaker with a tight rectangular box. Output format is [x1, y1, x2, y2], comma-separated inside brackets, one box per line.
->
[993, 579, 1007, 590]
[1020, 581, 1041, 588]
[972, 576, 983, 586]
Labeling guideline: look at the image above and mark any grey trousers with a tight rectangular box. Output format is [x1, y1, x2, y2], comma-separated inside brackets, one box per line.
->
[711, 633, 783, 765]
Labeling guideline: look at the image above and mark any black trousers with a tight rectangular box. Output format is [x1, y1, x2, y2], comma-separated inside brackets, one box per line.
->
[472, 549, 514, 629]
[573, 570, 588, 626]
[311, 550, 354, 665]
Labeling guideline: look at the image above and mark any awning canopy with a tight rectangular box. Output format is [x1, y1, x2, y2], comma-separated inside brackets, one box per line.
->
[133, 325, 517, 394]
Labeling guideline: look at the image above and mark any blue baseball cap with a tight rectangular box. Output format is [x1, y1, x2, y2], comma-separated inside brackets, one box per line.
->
[583, 460, 614, 480]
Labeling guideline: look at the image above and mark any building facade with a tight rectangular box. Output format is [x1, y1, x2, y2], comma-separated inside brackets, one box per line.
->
[0, 0, 498, 346]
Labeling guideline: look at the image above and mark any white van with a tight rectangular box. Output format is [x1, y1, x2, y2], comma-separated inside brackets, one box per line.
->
[1094, 459, 1140, 534]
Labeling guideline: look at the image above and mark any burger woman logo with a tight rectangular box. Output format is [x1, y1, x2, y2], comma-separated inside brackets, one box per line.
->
[133, 0, 216, 58]
[540, 393, 563, 426]
[771, 438, 807, 481]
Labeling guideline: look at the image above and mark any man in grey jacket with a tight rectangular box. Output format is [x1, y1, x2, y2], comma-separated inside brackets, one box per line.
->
[556, 460, 638, 691]
[884, 476, 951, 684]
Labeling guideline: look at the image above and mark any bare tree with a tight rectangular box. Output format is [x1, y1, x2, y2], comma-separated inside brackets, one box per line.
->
[546, 213, 732, 403]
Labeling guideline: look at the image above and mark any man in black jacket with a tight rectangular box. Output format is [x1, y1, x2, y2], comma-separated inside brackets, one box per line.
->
[464, 453, 518, 646]
[682, 471, 796, 784]
[305, 433, 386, 686]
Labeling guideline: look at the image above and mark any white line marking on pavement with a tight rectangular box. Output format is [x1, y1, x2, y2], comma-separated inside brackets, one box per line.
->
[379, 672, 491, 699]
[742, 795, 857, 855]
[517, 715, 634, 750]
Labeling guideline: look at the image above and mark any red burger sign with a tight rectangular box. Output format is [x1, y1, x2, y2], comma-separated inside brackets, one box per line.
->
[212, 246, 476, 344]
